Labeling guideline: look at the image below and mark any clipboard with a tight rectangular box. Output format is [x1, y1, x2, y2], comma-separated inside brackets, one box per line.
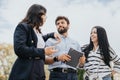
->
[66, 48, 83, 68]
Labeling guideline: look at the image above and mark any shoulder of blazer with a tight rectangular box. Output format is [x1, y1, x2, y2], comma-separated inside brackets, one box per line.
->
[19, 22, 37, 46]
[20, 23, 32, 33]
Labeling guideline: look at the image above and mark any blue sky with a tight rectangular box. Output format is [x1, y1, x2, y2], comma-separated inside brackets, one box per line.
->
[0, 0, 120, 55]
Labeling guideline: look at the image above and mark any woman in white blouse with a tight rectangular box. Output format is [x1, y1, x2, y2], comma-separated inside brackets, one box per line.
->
[82, 26, 120, 80]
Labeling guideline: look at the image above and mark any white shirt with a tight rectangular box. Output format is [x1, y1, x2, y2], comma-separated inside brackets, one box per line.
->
[34, 28, 45, 48]
[45, 35, 81, 70]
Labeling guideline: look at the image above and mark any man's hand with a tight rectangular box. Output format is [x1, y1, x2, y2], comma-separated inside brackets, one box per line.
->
[58, 54, 71, 62]
[79, 54, 86, 65]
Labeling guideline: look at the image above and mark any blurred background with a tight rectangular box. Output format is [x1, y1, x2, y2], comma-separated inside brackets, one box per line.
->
[0, 0, 120, 80]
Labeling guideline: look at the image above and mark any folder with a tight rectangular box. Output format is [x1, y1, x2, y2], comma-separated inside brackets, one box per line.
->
[66, 48, 83, 68]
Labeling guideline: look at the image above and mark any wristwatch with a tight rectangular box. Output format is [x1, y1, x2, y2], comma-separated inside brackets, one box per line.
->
[53, 56, 59, 62]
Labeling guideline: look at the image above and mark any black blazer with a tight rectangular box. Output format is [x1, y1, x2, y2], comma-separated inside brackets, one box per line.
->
[9, 23, 54, 80]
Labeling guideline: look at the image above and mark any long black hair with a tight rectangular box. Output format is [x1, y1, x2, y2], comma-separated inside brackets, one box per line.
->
[83, 26, 111, 67]
[20, 4, 46, 33]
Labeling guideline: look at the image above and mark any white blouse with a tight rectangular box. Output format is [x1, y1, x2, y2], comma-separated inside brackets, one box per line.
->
[34, 28, 45, 48]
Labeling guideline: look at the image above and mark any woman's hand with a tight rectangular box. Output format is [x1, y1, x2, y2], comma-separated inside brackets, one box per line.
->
[45, 46, 58, 56]
[54, 33, 61, 44]
[111, 70, 116, 76]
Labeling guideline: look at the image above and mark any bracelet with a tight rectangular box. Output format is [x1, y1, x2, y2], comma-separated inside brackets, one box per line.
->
[53, 56, 59, 62]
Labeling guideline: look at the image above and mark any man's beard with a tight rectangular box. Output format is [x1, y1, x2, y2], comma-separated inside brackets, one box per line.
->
[58, 27, 68, 34]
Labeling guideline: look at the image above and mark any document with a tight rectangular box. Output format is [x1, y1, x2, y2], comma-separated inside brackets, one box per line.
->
[66, 48, 83, 68]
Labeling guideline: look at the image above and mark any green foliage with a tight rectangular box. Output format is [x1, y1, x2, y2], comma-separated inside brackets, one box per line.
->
[77, 69, 85, 80]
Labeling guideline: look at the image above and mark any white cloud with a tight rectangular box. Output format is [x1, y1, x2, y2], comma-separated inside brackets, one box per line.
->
[0, 0, 120, 54]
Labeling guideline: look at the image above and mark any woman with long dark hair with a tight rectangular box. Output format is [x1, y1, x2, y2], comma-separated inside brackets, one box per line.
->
[9, 4, 60, 80]
[83, 26, 120, 80]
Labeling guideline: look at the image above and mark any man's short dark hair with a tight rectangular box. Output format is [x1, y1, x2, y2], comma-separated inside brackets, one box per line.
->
[55, 16, 70, 25]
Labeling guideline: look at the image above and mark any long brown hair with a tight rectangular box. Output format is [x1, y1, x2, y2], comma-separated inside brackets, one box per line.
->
[20, 4, 46, 33]
[84, 26, 111, 67]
